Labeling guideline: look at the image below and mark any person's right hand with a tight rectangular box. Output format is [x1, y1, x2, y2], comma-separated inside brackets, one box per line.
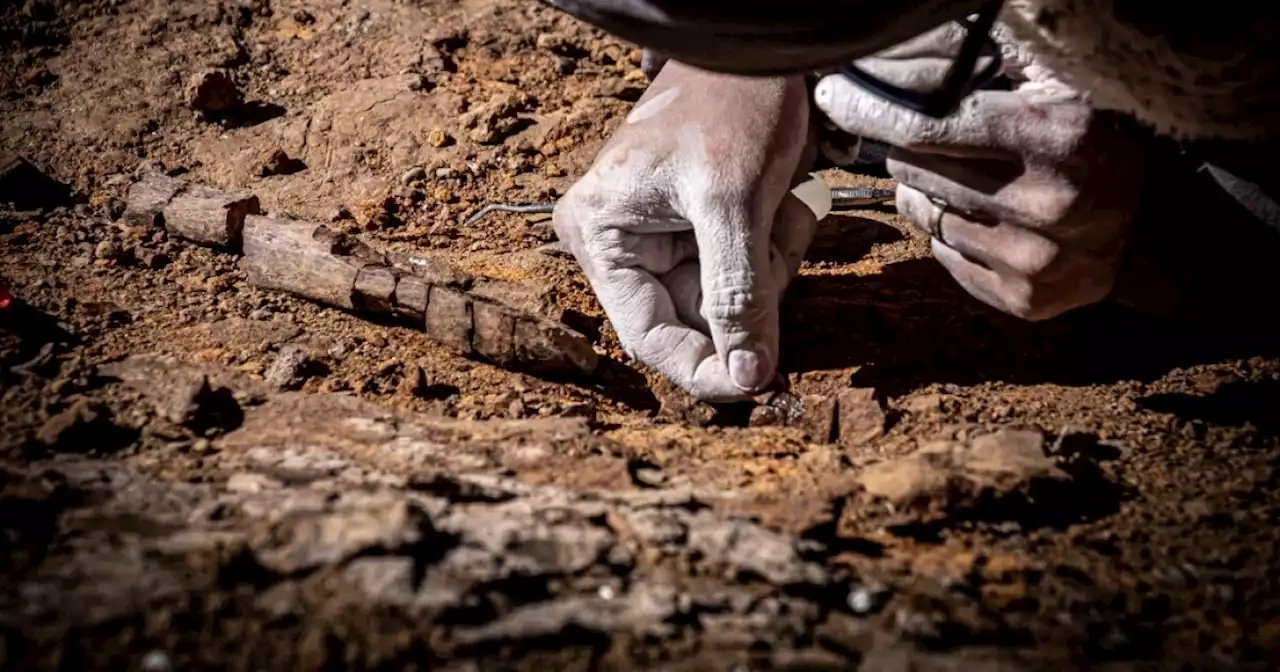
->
[553, 61, 818, 401]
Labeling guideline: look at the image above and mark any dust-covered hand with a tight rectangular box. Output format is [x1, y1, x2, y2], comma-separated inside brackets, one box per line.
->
[554, 61, 816, 401]
[814, 26, 1147, 320]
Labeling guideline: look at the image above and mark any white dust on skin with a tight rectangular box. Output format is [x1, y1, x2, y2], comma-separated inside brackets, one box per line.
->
[626, 85, 681, 124]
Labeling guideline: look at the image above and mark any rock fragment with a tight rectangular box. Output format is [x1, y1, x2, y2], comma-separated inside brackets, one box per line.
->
[258, 149, 306, 177]
[161, 184, 260, 248]
[0, 154, 72, 210]
[385, 251, 473, 290]
[686, 513, 827, 586]
[426, 128, 452, 148]
[154, 374, 242, 432]
[424, 285, 473, 352]
[239, 217, 596, 376]
[535, 241, 574, 259]
[241, 216, 368, 310]
[743, 388, 870, 446]
[94, 240, 123, 261]
[903, 393, 953, 415]
[36, 400, 120, 450]
[226, 472, 281, 494]
[454, 585, 681, 647]
[471, 298, 516, 363]
[342, 556, 417, 605]
[264, 345, 316, 391]
[837, 387, 886, 448]
[352, 265, 397, 314]
[748, 391, 807, 428]
[857, 428, 1073, 524]
[250, 500, 438, 574]
[392, 274, 429, 321]
[400, 166, 426, 184]
[397, 363, 429, 397]
[187, 70, 243, 118]
[800, 394, 838, 442]
[858, 451, 950, 508]
[138, 249, 171, 270]
[123, 172, 184, 228]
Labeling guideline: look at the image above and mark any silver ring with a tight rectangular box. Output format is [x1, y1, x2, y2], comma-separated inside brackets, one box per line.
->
[926, 196, 948, 244]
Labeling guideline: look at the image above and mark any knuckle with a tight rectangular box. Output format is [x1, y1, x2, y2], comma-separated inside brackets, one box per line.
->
[1010, 293, 1072, 322]
[1003, 267, 1111, 321]
[987, 279, 1043, 321]
[1004, 237, 1059, 279]
[551, 202, 585, 249]
[701, 275, 775, 326]
[702, 272, 753, 308]
[1004, 295, 1052, 321]
[553, 182, 613, 247]
[1021, 183, 1080, 228]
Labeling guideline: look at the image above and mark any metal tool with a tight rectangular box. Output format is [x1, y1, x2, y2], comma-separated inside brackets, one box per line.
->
[462, 186, 896, 227]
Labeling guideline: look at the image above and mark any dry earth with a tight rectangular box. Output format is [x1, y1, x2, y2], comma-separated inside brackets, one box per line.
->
[2, 0, 1280, 669]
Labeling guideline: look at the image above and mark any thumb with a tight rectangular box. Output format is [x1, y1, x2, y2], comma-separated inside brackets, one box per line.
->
[692, 203, 780, 393]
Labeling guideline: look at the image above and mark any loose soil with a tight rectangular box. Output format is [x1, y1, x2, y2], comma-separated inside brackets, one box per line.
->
[3, 1, 1279, 670]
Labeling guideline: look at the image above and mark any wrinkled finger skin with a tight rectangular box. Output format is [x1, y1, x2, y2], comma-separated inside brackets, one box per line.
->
[814, 40, 1146, 321]
[554, 62, 815, 401]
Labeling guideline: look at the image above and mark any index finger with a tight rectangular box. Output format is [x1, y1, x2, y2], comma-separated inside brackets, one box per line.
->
[813, 73, 1086, 159]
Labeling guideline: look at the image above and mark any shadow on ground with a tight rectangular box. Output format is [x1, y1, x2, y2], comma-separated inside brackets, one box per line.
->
[782, 245, 1280, 396]
[1139, 379, 1280, 436]
[807, 214, 905, 264]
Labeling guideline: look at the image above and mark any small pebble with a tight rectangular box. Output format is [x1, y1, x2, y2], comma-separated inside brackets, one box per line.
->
[265, 345, 315, 390]
[140, 650, 172, 672]
[139, 250, 170, 270]
[94, 240, 121, 260]
[427, 128, 452, 148]
[536, 242, 573, 259]
[400, 166, 426, 184]
[847, 583, 892, 615]
[226, 472, 281, 494]
[398, 364, 429, 397]
[431, 186, 453, 203]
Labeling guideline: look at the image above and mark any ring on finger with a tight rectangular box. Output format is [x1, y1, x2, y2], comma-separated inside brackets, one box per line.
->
[926, 195, 949, 245]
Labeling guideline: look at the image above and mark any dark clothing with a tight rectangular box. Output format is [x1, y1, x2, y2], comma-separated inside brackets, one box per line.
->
[1111, 138, 1280, 321]
[542, 0, 985, 76]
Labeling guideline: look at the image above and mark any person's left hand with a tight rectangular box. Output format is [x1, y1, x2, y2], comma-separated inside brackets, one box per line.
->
[813, 27, 1148, 320]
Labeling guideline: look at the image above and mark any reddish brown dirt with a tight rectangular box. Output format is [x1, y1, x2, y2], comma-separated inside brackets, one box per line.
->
[3, 1, 1280, 670]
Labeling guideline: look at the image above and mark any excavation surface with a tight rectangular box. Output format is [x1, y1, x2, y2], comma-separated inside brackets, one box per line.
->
[2, 1, 1279, 669]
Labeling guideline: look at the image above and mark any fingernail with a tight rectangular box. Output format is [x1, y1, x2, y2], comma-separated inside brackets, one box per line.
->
[813, 78, 832, 109]
[728, 349, 771, 391]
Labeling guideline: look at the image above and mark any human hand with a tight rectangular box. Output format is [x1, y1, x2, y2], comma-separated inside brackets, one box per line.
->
[554, 61, 817, 400]
[814, 25, 1146, 320]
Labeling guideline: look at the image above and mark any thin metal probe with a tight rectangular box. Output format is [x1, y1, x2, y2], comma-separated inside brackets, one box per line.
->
[463, 203, 556, 226]
[463, 186, 896, 226]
